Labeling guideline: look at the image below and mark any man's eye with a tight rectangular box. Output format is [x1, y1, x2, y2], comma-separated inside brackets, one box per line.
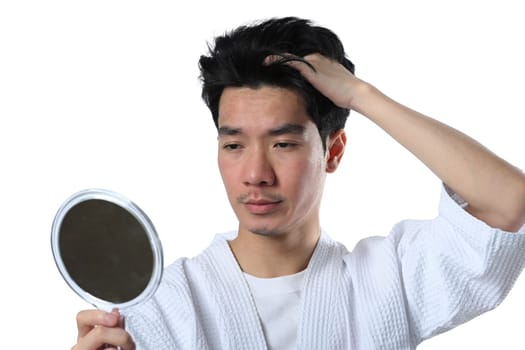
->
[275, 142, 295, 148]
[224, 143, 242, 150]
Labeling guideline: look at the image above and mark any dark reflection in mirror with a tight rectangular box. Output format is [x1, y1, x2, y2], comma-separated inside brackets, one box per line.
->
[59, 199, 154, 303]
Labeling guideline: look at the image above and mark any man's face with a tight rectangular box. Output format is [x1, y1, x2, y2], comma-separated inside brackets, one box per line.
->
[217, 86, 329, 237]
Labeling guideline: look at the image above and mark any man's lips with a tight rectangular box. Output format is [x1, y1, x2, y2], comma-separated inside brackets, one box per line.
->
[242, 199, 283, 214]
[237, 192, 284, 214]
[245, 199, 280, 205]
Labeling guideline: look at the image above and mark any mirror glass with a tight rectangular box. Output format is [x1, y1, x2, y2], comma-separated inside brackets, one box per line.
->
[51, 189, 163, 311]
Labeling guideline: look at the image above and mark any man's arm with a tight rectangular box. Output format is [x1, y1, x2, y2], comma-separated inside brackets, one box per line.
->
[286, 53, 525, 232]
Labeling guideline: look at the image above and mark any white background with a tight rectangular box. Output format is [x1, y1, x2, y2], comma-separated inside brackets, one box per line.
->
[1, 1, 524, 348]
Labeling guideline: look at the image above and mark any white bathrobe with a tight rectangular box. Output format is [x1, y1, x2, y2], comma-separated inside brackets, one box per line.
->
[125, 188, 525, 349]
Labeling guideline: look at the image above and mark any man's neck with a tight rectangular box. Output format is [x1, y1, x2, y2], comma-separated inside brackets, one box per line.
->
[228, 224, 320, 278]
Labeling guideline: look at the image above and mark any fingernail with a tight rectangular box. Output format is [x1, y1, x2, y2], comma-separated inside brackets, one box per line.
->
[104, 312, 117, 323]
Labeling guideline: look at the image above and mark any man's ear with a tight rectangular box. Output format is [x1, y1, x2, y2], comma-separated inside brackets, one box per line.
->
[325, 129, 346, 173]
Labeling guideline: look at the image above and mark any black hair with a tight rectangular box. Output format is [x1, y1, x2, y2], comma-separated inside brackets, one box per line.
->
[199, 17, 355, 151]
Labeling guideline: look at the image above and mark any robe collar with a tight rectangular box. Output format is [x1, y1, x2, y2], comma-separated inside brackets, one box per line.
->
[199, 230, 348, 349]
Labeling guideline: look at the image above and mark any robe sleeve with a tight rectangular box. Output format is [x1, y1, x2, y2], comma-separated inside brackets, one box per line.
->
[392, 185, 525, 344]
[124, 258, 205, 350]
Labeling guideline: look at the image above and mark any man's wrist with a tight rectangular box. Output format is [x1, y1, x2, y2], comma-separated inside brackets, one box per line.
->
[348, 80, 379, 114]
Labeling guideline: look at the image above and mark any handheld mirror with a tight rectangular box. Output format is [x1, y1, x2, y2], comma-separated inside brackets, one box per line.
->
[51, 189, 163, 311]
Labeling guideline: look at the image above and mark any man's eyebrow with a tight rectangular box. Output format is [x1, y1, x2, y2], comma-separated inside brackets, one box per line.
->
[268, 123, 306, 136]
[218, 123, 306, 137]
[218, 126, 242, 136]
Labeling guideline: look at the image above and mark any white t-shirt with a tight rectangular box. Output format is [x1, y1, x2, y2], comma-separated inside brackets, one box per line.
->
[243, 270, 306, 350]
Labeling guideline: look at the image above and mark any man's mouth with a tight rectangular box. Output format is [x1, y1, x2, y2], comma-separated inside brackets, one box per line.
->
[244, 200, 282, 214]
[238, 194, 284, 215]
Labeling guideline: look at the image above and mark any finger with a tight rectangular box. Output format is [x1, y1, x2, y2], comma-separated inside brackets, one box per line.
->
[76, 310, 120, 339]
[78, 325, 135, 350]
[110, 308, 125, 329]
[263, 53, 294, 65]
[264, 53, 307, 68]
[266, 54, 320, 83]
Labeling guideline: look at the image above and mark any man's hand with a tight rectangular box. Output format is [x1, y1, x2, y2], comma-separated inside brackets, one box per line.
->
[265, 53, 367, 110]
[72, 309, 135, 350]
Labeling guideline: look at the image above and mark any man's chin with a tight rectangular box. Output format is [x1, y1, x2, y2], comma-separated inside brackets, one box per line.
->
[247, 227, 283, 237]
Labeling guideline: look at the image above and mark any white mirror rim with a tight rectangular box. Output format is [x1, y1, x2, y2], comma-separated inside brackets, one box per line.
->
[51, 189, 163, 311]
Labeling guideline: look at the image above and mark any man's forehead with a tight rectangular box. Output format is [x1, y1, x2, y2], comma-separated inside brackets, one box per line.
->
[217, 86, 312, 132]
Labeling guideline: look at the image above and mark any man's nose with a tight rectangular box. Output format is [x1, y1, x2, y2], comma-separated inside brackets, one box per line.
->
[243, 148, 276, 187]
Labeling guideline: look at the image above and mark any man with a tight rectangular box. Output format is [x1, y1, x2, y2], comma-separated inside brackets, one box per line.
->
[72, 17, 525, 349]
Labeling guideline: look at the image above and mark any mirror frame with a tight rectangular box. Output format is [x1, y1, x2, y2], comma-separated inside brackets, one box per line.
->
[51, 189, 163, 311]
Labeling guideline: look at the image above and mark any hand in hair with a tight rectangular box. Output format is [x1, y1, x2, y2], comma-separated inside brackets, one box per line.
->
[265, 53, 366, 110]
